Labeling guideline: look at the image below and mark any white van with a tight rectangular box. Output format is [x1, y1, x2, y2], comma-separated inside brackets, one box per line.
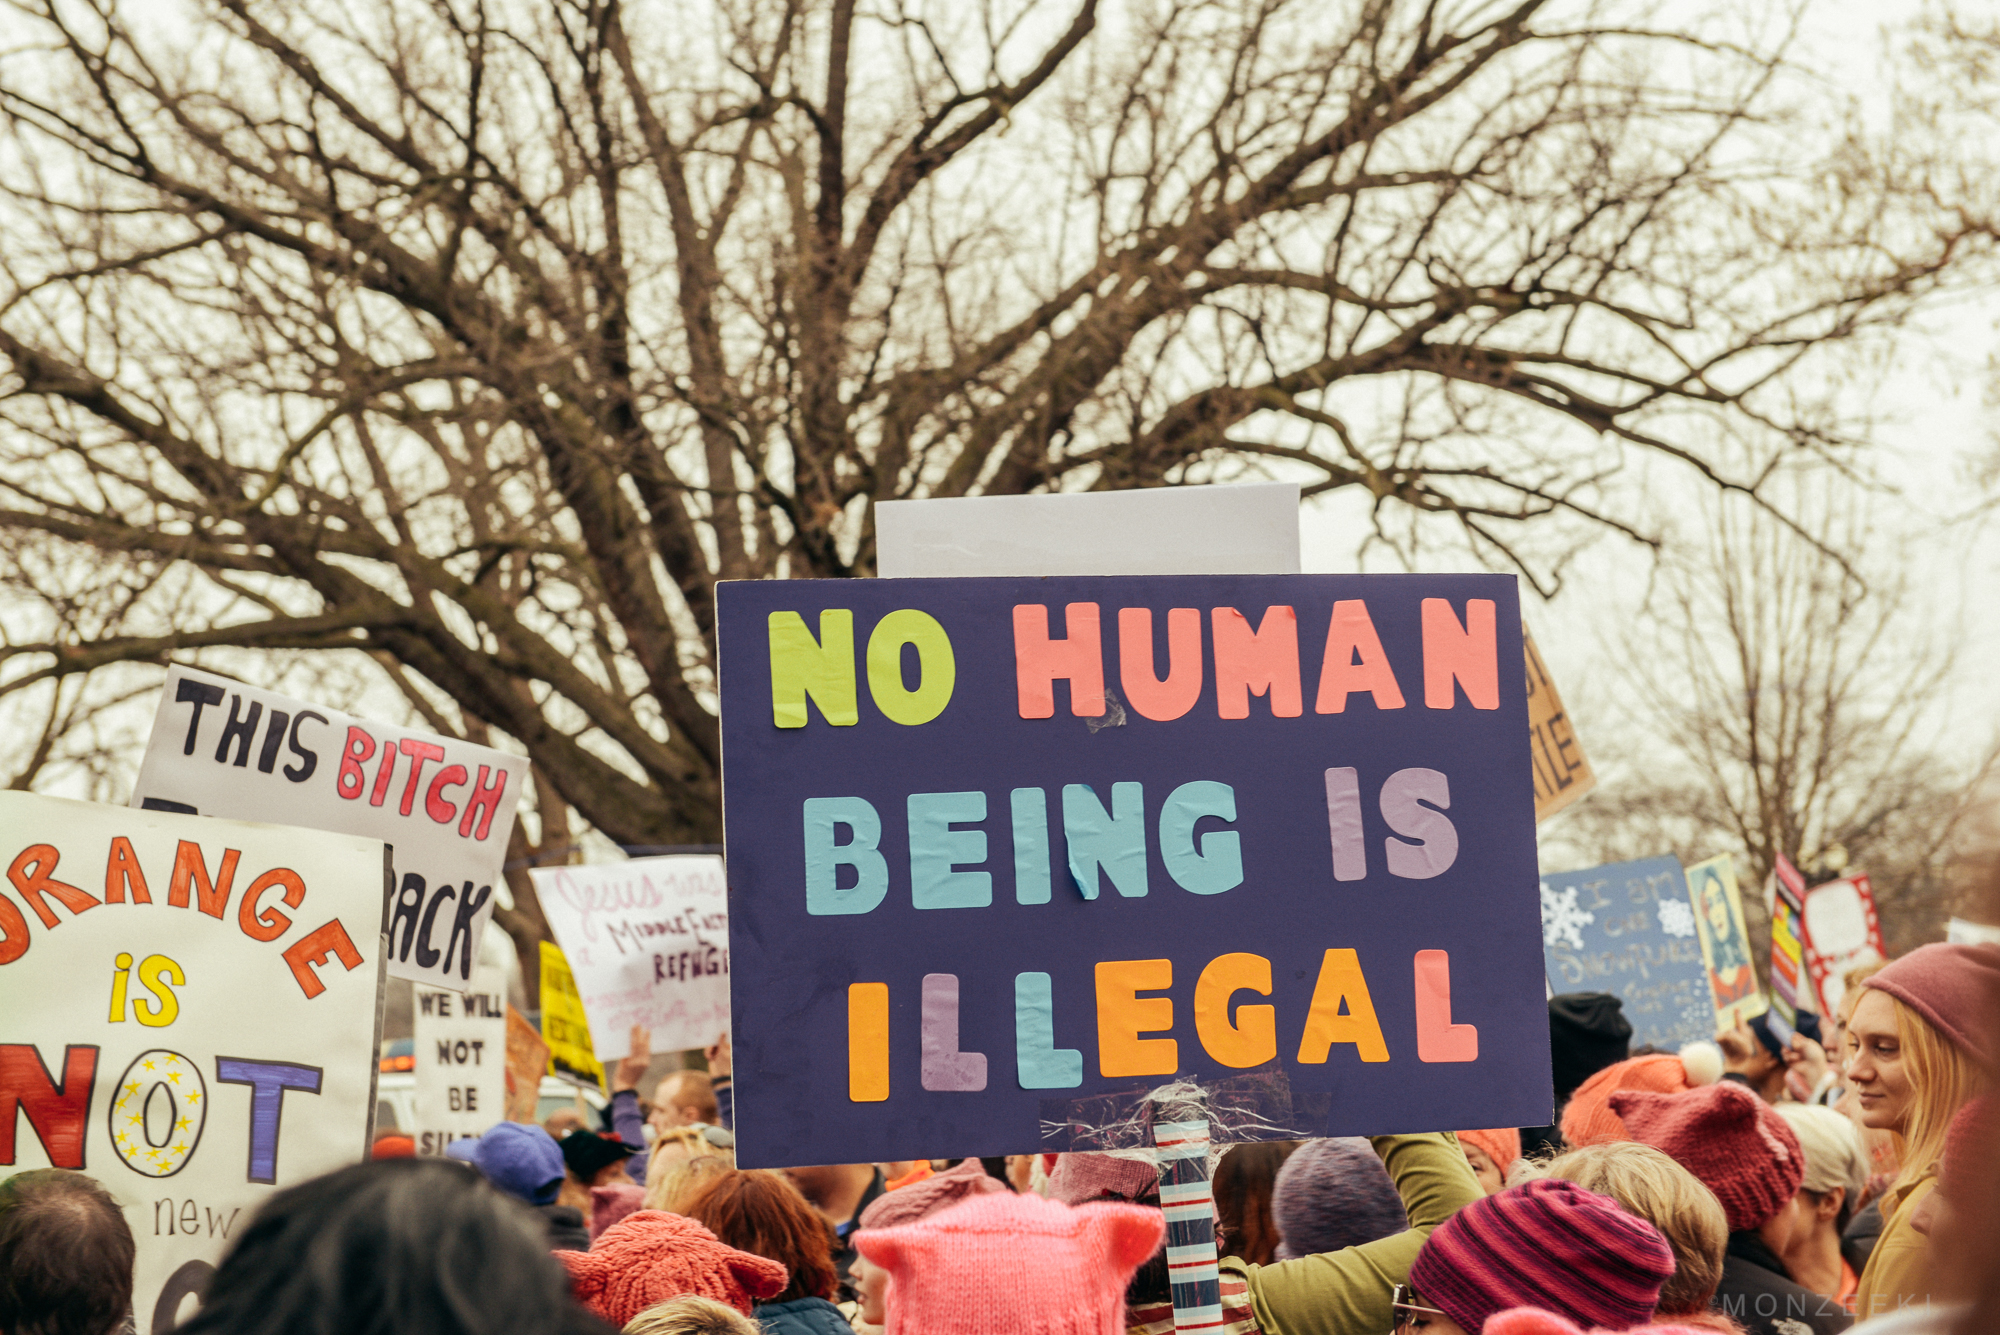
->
[374, 1070, 608, 1135]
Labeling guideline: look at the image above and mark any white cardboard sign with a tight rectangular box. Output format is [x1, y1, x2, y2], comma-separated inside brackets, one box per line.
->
[130, 665, 526, 990]
[530, 856, 730, 1060]
[0, 792, 384, 1334]
[874, 482, 1302, 579]
[411, 966, 507, 1154]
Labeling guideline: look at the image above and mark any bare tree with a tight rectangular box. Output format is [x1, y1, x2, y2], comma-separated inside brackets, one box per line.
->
[1544, 488, 1995, 956]
[0, 0, 1991, 986]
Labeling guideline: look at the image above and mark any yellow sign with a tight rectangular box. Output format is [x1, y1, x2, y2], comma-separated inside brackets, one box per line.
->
[1686, 854, 1769, 1031]
[538, 940, 604, 1089]
[1524, 628, 1595, 822]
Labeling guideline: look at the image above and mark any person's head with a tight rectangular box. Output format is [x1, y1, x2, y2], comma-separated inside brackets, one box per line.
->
[847, 1159, 1010, 1330]
[1558, 1042, 1723, 1147]
[560, 1211, 786, 1328]
[647, 1125, 735, 1177]
[1269, 1138, 1408, 1260]
[678, 1170, 837, 1304]
[645, 1153, 734, 1215]
[1546, 993, 1633, 1105]
[545, 1108, 590, 1141]
[1608, 1081, 1805, 1254]
[1909, 1094, 2000, 1300]
[1538, 1141, 1727, 1316]
[1830, 959, 1888, 1073]
[1404, 1178, 1676, 1335]
[855, 1192, 1162, 1335]
[620, 1295, 761, 1335]
[0, 1170, 135, 1335]
[1852, 943, 2000, 1190]
[650, 1072, 719, 1133]
[592, 1184, 649, 1242]
[562, 1130, 639, 1190]
[1211, 1140, 1297, 1265]
[176, 1160, 593, 1335]
[462, 1121, 567, 1206]
[1773, 1103, 1868, 1243]
[1455, 1129, 1519, 1196]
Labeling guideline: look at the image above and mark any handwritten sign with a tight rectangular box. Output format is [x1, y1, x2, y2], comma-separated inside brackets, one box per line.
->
[538, 941, 603, 1089]
[130, 666, 526, 990]
[531, 856, 730, 1060]
[1686, 854, 1766, 1029]
[717, 573, 1550, 1167]
[0, 792, 384, 1332]
[504, 1007, 550, 1122]
[1802, 874, 1885, 1019]
[1524, 629, 1595, 822]
[1539, 856, 1713, 1048]
[411, 967, 507, 1154]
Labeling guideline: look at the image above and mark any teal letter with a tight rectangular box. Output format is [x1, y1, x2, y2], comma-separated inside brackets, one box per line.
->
[1062, 782, 1148, 899]
[1159, 780, 1243, 896]
[1015, 972, 1083, 1089]
[908, 791, 991, 910]
[803, 797, 888, 915]
[1012, 788, 1051, 905]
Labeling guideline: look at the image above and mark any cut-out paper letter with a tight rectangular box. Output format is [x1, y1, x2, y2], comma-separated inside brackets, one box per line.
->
[1315, 600, 1406, 713]
[1062, 783, 1148, 900]
[1011, 788, 1051, 905]
[1414, 949, 1478, 1062]
[1158, 781, 1242, 896]
[1095, 958, 1177, 1078]
[1015, 972, 1083, 1089]
[1324, 768, 1367, 882]
[1212, 606, 1302, 719]
[1194, 953, 1276, 1068]
[920, 973, 988, 1091]
[1380, 769, 1458, 880]
[1118, 607, 1203, 721]
[847, 983, 890, 1102]
[804, 797, 890, 915]
[866, 609, 956, 726]
[908, 791, 991, 910]
[769, 610, 859, 728]
[1013, 604, 1104, 718]
[1296, 948, 1390, 1063]
[1421, 598, 1498, 710]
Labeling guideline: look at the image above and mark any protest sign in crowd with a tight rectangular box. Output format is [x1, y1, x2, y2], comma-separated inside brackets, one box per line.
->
[5, 489, 1999, 1335]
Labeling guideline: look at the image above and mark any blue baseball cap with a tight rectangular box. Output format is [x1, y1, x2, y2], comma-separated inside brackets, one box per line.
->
[465, 1121, 564, 1205]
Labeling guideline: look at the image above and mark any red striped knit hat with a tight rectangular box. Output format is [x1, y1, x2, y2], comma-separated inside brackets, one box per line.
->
[1408, 1178, 1675, 1333]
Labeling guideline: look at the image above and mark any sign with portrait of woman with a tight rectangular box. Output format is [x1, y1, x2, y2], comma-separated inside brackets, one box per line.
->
[1685, 854, 1767, 1029]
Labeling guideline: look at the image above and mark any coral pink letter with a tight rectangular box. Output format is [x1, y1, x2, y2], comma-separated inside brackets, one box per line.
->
[1420, 599, 1498, 710]
[1014, 604, 1104, 718]
[1413, 949, 1478, 1062]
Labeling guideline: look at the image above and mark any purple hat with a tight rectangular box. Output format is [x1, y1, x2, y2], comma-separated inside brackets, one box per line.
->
[1864, 943, 2000, 1068]
[1409, 1178, 1675, 1334]
[468, 1121, 565, 1205]
[1270, 1138, 1407, 1259]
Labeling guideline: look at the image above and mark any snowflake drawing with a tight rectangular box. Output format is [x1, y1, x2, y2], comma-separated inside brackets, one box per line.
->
[1540, 881, 1596, 950]
[1657, 897, 1698, 939]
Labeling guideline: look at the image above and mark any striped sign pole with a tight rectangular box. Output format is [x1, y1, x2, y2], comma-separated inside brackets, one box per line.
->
[1154, 1118, 1223, 1334]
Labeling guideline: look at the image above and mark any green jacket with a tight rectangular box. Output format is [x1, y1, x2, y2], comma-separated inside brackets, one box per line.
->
[1221, 1132, 1482, 1335]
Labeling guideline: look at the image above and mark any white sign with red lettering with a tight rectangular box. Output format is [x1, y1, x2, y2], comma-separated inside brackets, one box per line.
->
[531, 856, 730, 1059]
[0, 792, 384, 1333]
[131, 665, 527, 990]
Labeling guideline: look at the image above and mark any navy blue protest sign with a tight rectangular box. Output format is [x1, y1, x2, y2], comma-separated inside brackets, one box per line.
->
[718, 574, 1548, 1168]
[1540, 856, 1714, 1048]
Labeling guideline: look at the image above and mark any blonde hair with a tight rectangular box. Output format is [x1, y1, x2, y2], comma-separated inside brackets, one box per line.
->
[1887, 994, 1988, 1194]
[1542, 1142, 1728, 1316]
[621, 1295, 760, 1335]
[643, 1150, 733, 1213]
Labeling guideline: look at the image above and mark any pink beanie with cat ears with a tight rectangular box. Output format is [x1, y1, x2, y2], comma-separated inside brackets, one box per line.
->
[855, 1191, 1164, 1335]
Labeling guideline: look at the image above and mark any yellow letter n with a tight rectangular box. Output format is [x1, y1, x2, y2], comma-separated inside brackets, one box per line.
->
[769, 610, 858, 728]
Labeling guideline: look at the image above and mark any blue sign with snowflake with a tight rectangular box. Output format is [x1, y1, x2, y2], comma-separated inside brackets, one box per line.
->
[1540, 855, 1714, 1048]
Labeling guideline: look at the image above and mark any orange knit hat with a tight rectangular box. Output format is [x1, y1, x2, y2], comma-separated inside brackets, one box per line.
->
[557, 1210, 786, 1326]
[1558, 1044, 1723, 1147]
[1457, 1128, 1522, 1174]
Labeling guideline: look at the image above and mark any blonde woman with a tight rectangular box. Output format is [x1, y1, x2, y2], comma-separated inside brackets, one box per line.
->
[1845, 943, 2000, 1320]
[622, 1295, 761, 1335]
[642, 1129, 734, 1214]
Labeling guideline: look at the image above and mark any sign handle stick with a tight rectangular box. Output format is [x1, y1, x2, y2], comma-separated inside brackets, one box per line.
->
[1154, 1117, 1221, 1334]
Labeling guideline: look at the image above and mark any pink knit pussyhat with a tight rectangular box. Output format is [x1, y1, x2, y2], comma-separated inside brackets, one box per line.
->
[557, 1210, 786, 1327]
[855, 1191, 1163, 1335]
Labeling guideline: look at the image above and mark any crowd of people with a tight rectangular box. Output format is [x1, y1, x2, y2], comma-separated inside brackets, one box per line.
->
[4, 943, 1996, 1335]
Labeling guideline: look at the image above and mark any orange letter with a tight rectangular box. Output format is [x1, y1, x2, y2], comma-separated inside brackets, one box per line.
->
[1095, 958, 1177, 1078]
[240, 868, 307, 943]
[6, 845, 99, 929]
[1314, 601, 1406, 713]
[168, 841, 241, 920]
[1014, 604, 1104, 719]
[1296, 948, 1389, 1063]
[848, 982, 890, 1102]
[282, 919, 364, 999]
[1421, 599, 1498, 709]
[103, 836, 153, 905]
[1414, 949, 1479, 1062]
[1194, 953, 1276, 1068]
[1211, 607, 1301, 719]
[1119, 608, 1203, 721]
